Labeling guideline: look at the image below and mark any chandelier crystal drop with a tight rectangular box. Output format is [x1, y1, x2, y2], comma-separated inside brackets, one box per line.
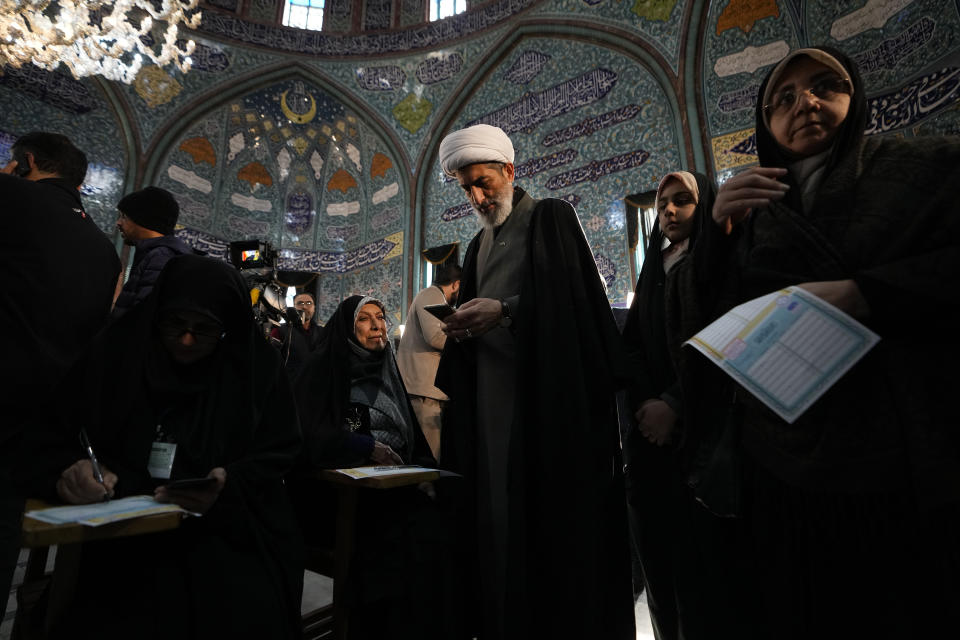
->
[0, 1, 202, 84]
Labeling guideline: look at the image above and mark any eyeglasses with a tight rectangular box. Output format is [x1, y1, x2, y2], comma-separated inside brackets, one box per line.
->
[294, 300, 314, 307]
[157, 317, 224, 340]
[763, 76, 851, 117]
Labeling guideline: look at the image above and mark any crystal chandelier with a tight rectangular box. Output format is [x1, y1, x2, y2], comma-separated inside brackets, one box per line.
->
[0, 1, 202, 84]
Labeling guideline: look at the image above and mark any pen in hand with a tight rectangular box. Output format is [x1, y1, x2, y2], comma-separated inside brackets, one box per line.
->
[79, 429, 110, 502]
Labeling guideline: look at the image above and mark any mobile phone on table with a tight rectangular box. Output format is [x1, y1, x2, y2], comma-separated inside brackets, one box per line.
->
[424, 303, 455, 320]
[164, 477, 217, 491]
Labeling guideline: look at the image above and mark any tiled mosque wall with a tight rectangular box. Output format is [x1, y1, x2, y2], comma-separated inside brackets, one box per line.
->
[2, 0, 959, 322]
[423, 36, 683, 306]
[0, 66, 128, 232]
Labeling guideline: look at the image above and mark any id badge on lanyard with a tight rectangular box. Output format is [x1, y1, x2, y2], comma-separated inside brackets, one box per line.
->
[147, 423, 176, 479]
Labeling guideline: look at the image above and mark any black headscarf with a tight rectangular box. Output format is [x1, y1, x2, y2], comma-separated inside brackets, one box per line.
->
[755, 46, 868, 211]
[294, 295, 430, 468]
[123, 255, 283, 469]
[20, 254, 305, 639]
[622, 171, 716, 404]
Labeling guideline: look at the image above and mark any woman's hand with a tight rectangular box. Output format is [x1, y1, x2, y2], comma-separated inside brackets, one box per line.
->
[155, 467, 226, 515]
[370, 441, 403, 465]
[797, 279, 870, 319]
[634, 399, 678, 446]
[713, 167, 789, 233]
[56, 460, 117, 503]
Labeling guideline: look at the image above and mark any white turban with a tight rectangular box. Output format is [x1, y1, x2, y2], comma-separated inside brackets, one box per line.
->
[438, 124, 515, 177]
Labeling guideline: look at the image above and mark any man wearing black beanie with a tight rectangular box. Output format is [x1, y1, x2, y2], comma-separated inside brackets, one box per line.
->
[111, 186, 201, 319]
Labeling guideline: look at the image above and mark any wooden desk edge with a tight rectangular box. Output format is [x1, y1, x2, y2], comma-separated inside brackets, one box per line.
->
[22, 499, 183, 548]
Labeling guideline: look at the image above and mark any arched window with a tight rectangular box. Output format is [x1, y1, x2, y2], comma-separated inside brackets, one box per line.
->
[430, 0, 466, 21]
[283, 0, 325, 30]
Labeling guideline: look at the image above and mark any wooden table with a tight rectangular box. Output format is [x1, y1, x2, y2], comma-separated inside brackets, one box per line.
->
[303, 468, 439, 640]
[14, 499, 183, 639]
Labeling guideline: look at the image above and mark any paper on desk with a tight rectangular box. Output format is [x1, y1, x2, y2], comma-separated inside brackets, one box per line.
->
[335, 465, 436, 479]
[684, 286, 879, 424]
[25, 495, 185, 527]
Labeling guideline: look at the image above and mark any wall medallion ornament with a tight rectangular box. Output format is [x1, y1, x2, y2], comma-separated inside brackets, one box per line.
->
[280, 82, 317, 125]
[393, 93, 433, 133]
[134, 66, 183, 108]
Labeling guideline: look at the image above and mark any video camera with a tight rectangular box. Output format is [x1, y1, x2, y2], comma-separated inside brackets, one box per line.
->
[228, 239, 276, 272]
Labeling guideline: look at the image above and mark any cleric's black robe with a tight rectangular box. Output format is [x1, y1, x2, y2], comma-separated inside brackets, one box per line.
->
[19, 256, 304, 640]
[436, 187, 634, 639]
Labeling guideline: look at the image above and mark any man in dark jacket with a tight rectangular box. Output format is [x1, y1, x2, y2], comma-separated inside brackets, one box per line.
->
[0, 131, 120, 601]
[111, 186, 198, 319]
[270, 291, 324, 380]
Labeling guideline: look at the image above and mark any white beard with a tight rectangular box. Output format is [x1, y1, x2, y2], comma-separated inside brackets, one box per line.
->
[474, 185, 514, 230]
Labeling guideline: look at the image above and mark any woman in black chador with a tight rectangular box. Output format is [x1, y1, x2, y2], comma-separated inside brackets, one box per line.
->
[21, 254, 304, 639]
[621, 171, 720, 640]
[685, 46, 960, 637]
[290, 295, 452, 640]
[293, 295, 434, 470]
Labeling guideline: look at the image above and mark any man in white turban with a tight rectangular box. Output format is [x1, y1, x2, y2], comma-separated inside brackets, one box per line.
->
[435, 124, 635, 639]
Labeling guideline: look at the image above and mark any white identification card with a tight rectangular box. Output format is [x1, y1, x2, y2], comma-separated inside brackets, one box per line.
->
[148, 442, 177, 479]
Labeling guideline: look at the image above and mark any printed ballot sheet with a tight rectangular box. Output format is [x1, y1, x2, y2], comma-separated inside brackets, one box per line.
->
[684, 286, 879, 424]
[335, 465, 436, 480]
[25, 495, 186, 527]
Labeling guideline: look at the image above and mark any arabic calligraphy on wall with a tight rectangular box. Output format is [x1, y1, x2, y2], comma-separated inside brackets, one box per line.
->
[544, 149, 650, 190]
[594, 252, 616, 290]
[356, 66, 407, 92]
[853, 16, 935, 74]
[541, 104, 641, 147]
[503, 50, 552, 85]
[416, 53, 463, 85]
[468, 68, 618, 134]
[866, 66, 960, 135]
[514, 148, 578, 180]
[279, 232, 404, 273]
[197, 0, 540, 56]
[711, 128, 758, 172]
[0, 64, 96, 114]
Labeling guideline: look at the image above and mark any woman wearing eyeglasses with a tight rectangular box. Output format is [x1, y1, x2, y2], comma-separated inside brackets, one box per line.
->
[690, 46, 960, 637]
[20, 255, 304, 639]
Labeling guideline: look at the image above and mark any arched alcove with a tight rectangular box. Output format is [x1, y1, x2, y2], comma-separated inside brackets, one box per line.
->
[147, 69, 413, 324]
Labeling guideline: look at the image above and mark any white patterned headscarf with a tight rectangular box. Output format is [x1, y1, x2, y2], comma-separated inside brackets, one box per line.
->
[438, 124, 515, 177]
[353, 296, 386, 331]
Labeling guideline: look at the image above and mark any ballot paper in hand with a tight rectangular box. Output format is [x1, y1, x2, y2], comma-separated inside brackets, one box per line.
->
[684, 286, 879, 424]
